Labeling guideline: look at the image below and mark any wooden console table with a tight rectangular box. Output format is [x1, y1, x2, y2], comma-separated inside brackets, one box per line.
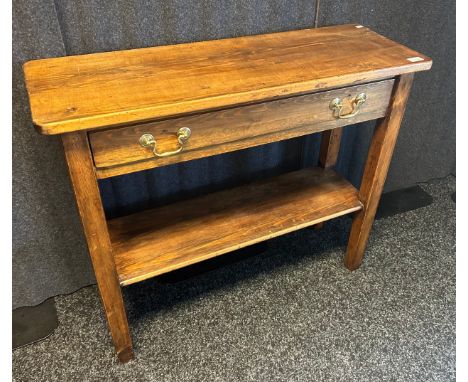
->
[23, 24, 431, 362]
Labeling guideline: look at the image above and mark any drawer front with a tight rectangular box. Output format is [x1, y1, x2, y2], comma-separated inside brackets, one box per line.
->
[90, 79, 394, 174]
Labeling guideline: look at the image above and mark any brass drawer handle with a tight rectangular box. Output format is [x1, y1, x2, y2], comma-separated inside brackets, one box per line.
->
[139, 127, 191, 157]
[329, 93, 367, 119]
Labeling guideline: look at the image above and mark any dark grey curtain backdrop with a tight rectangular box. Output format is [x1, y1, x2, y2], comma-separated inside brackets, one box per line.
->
[12, 0, 455, 308]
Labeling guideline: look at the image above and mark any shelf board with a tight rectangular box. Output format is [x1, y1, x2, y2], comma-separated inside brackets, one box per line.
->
[108, 168, 363, 286]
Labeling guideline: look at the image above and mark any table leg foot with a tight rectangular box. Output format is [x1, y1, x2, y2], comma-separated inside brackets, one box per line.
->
[117, 346, 134, 363]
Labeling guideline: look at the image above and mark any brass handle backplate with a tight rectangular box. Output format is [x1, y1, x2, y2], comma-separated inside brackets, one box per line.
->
[139, 127, 191, 157]
[329, 93, 367, 119]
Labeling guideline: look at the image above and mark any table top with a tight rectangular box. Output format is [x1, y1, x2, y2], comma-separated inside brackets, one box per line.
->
[23, 24, 431, 135]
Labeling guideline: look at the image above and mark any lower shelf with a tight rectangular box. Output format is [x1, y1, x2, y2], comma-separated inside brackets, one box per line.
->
[108, 167, 362, 286]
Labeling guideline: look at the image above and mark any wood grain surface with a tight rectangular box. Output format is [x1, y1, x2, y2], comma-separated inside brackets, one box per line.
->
[24, 24, 431, 135]
[91, 79, 394, 178]
[107, 167, 363, 286]
[345, 74, 415, 270]
[61, 132, 133, 362]
[319, 127, 344, 168]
